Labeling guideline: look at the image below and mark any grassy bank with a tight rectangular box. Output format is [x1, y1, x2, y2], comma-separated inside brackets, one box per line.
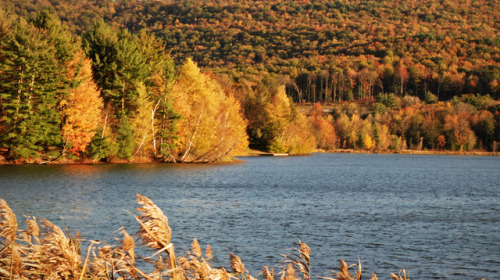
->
[0, 195, 412, 280]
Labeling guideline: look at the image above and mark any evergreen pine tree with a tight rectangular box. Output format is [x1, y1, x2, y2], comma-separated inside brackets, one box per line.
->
[116, 114, 136, 160]
[0, 16, 61, 160]
[0, 12, 88, 161]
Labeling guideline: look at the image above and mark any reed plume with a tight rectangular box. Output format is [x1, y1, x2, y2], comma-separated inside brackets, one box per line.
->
[279, 240, 311, 280]
[135, 194, 183, 280]
[0, 199, 18, 243]
[6, 244, 23, 277]
[295, 240, 311, 280]
[135, 194, 172, 250]
[38, 219, 82, 279]
[262, 266, 274, 280]
[184, 256, 208, 279]
[280, 263, 297, 280]
[337, 259, 350, 280]
[122, 228, 135, 265]
[205, 244, 213, 261]
[0, 199, 22, 279]
[391, 269, 409, 280]
[320, 259, 364, 280]
[191, 238, 202, 258]
[177, 256, 191, 269]
[247, 275, 258, 280]
[209, 267, 230, 280]
[89, 245, 114, 278]
[230, 253, 245, 274]
[25, 216, 40, 245]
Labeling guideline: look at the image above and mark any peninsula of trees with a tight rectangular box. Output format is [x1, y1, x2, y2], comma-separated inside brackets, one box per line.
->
[0, 0, 499, 163]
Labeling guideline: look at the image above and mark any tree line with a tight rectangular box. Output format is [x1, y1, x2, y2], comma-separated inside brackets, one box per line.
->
[310, 94, 500, 152]
[0, 3, 499, 163]
[0, 12, 251, 163]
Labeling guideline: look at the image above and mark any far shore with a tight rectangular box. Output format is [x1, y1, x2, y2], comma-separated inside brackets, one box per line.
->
[237, 148, 500, 157]
[325, 148, 500, 156]
[240, 148, 500, 157]
[0, 148, 498, 165]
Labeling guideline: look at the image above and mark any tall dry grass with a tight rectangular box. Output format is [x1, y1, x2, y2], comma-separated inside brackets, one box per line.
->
[0, 195, 410, 280]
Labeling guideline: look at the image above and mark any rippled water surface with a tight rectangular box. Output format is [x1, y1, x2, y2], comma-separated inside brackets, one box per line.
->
[1, 153, 499, 279]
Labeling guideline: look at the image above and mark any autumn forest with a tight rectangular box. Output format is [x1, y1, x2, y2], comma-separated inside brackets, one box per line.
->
[0, 0, 499, 163]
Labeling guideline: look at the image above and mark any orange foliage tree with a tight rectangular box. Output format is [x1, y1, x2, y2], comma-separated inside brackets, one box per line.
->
[61, 53, 103, 155]
[309, 103, 336, 150]
[444, 112, 476, 151]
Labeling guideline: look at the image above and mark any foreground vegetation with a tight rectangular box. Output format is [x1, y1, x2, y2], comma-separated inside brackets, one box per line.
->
[0, 195, 411, 280]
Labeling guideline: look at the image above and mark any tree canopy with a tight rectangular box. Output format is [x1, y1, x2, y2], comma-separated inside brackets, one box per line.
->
[0, 2, 499, 163]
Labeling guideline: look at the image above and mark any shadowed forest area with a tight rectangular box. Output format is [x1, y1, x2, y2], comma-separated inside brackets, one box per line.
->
[0, 0, 499, 163]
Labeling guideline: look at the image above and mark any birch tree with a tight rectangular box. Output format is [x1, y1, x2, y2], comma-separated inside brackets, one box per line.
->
[170, 59, 248, 162]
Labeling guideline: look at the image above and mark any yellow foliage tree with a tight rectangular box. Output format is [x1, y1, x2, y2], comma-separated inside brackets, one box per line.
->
[131, 83, 156, 160]
[61, 53, 103, 155]
[375, 124, 391, 150]
[266, 86, 316, 154]
[282, 113, 317, 154]
[363, 134, 375, 150]
[170, 59, 248, 162]
[266, 86, 292, 152]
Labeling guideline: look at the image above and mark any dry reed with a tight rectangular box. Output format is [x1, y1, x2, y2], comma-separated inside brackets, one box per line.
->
[38, 219, 82, 279]
[122, 228, 135, 265]
[230, 253, 245, 274]
[135, 194, 172, 250]
[191, 238, 202, 258]
[262, 266, 274, 280]
[390, 269, 409, 280]
[205, 244, 213, 261]
[24, 216, 40, 245]
[0, 195, 414, 280]
[0, 199, 18, 243]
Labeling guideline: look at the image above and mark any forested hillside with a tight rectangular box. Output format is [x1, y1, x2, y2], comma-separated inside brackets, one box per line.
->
[0, 0, 499, 163]
[2, 0, 498, 101]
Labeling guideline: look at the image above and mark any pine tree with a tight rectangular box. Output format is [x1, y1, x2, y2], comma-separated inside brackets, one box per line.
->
[0, 15, 64, 160]
[116, 114, 136, 160]
[83, 23, 178, 161]
[82, 20, 148, 114]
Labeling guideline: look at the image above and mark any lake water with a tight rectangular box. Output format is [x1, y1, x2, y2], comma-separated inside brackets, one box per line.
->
[0, 153, 499, 279]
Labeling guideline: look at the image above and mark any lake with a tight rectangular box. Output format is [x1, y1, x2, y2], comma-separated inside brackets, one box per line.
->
[0, 153, 499, 279]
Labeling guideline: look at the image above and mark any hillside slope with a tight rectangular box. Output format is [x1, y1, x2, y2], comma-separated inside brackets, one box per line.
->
[1, 0, 499, 100]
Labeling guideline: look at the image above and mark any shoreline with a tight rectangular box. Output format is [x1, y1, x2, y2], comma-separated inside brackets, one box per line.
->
[1, 148, 498, 166]
[322, 148, 500, 156]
